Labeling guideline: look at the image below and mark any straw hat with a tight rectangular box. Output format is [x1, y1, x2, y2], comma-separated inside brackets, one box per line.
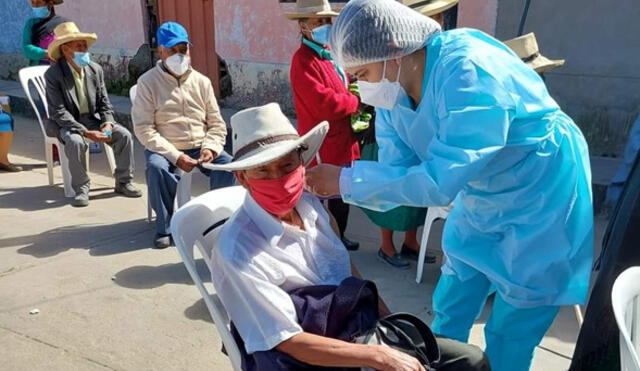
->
[47, 22, 98, 60]
[404, 0, 458, 17]
[203, 103, 328, 171]
[285, 0, 339, 20]
[504, 33, 565, 73]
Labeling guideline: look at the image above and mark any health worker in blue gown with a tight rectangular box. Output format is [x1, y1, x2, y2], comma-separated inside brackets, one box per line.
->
[304, 1, 594, 370]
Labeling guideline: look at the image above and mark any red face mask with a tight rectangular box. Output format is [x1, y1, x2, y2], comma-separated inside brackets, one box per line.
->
[246, 166, 305, 216]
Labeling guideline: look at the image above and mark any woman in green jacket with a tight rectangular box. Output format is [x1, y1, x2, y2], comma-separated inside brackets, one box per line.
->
[23, 0, 68, 66]
[23, 0, 68, 159]
[22, 0, 68, 66]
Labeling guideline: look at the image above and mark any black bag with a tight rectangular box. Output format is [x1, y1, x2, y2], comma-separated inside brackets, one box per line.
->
[359, 312, 441, 370]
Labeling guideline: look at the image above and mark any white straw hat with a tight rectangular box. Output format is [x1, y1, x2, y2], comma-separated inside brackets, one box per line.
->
[504, 33, 565, 73]
[285, 0, 340, 20]
[47, 22, 97, 60]
[203, 103, 328, 171]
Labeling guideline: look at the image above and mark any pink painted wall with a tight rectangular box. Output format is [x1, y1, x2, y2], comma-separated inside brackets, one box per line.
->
[214, 1, 309, 64]
[458, 0, 498, 35]
[215, 0, 498, 65]
[55, 0, 146, 53]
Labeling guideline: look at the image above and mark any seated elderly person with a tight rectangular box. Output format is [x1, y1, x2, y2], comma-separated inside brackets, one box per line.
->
[133, 22, 234, 249]
[45, 22, 140, 207]
[206, 103, 490, 371]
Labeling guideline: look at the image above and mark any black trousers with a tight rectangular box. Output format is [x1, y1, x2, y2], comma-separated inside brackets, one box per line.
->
[328, 198, 350, 238]
[436, 336, 491, 371]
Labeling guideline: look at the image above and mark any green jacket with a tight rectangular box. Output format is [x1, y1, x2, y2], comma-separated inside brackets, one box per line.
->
[22, 18, 47, 66]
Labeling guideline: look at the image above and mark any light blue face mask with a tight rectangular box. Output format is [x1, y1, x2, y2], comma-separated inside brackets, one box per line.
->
[32, 6, 51, 19]
[73, 52, 91, 68]
[311, 24, 332, 46]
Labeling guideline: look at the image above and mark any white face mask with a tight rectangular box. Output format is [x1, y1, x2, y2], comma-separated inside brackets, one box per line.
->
[165, 53, 190, 76]
[357, 60, 403, 110]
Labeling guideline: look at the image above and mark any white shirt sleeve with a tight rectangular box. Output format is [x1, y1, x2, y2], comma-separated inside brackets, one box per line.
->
[211, 253, 303, 354]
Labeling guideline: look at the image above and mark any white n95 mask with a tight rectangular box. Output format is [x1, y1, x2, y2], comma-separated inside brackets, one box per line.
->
[166, 53, 190, 76]
[357, 60, 403, 111]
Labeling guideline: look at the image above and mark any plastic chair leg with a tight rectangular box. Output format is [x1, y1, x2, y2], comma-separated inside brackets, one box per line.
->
[45, 142, 54, 186]
[175, 171, 193, 208]
[416, 209, 438, 284]
[416, 207, 451, 284]
[147, 192, 154, 222]
[574, 304, 584, 326]
[104, 145, 116, 175]
[84, 147, 90, 174]
[58, 148, 75, 198]
[147, 170, 191, 223]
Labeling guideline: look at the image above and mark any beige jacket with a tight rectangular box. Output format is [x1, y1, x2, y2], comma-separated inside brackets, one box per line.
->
[132, 61, 226, 164]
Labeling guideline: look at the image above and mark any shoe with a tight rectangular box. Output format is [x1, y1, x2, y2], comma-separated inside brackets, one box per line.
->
[377, 249, 410, 269]
[0, 163, 22, 172]
[154, 234, 173, 249]
[71, 190, 89, 208]
[341, 237, 360, 251]
[115, 182, 142, 198]
[89, 142, 102, 153]
[401, 244, 437, 264]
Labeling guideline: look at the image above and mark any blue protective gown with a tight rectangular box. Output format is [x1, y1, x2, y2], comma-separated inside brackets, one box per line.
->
[341, 29, 594, 308]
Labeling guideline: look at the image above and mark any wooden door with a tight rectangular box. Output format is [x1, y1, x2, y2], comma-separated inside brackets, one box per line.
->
[157, 0, 220, 96]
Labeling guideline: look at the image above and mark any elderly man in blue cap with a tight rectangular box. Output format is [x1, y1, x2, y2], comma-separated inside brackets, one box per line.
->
[133, 22, 234, 249]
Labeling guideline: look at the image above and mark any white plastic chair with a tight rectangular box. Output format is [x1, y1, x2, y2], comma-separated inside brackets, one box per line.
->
[129, 84, 193, 222]
[128, 84, 137, 103]
[416, 206, 451, 283]
[19, 66, 116, 198]
[171, 186, 246, 371]
[612, 267, 640, 371]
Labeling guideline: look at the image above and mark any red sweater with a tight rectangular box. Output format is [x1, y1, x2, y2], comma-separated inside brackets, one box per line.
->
[290, 43, 360, 166]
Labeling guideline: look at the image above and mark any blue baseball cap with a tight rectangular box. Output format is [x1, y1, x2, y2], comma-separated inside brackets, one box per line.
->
[157, 22, 190, 48]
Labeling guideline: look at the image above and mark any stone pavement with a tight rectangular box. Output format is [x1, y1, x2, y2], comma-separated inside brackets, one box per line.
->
[0, 114, 608, 370]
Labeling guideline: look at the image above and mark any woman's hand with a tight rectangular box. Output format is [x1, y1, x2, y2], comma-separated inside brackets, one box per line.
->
[374, 346, 426, 371]
[305, 164, 343, 197]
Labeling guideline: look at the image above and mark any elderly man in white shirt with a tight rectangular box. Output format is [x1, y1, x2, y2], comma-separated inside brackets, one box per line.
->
[205, 103, 489, 371]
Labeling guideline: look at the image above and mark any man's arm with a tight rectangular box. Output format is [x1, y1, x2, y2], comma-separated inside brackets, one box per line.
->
[45, 69, 88, 134]
[201, 79, 226, 157]
[277, 332, 425, 371]
[131, 80, 183, 164]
